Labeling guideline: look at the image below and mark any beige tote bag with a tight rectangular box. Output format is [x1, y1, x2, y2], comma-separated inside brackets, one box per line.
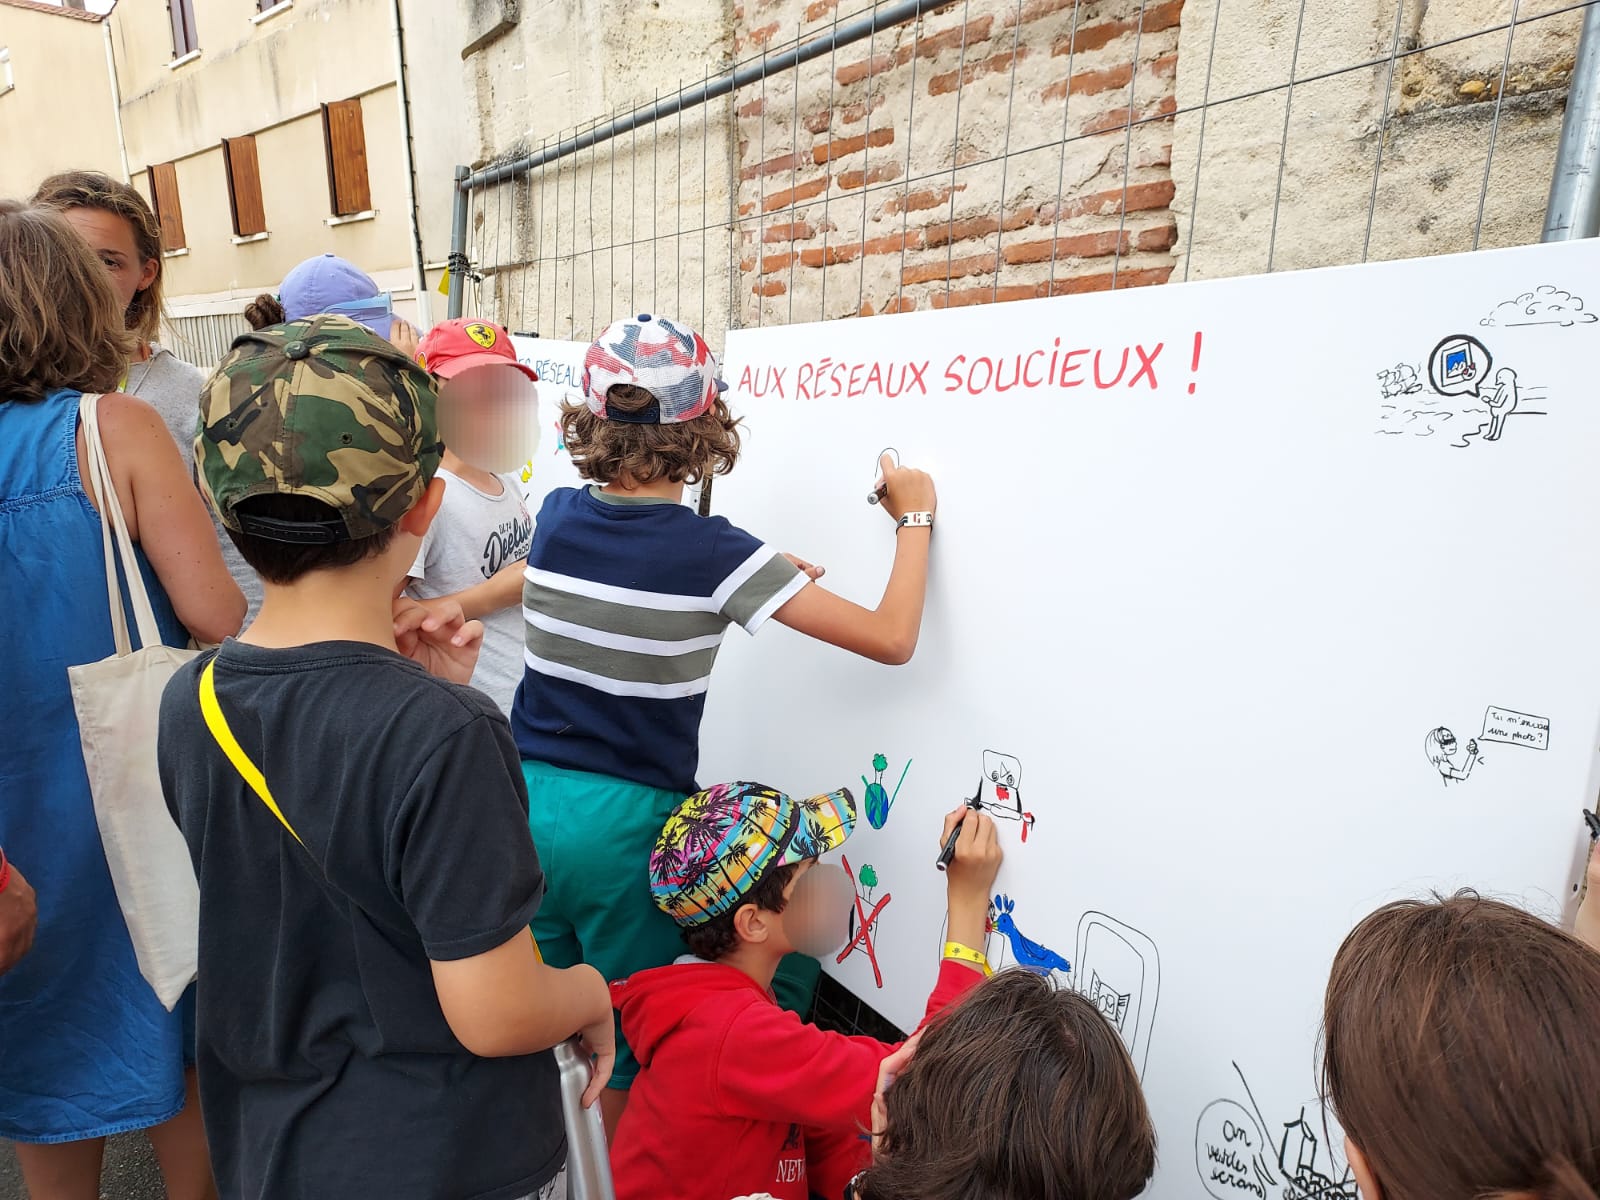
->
[67, 392, 201, 1010]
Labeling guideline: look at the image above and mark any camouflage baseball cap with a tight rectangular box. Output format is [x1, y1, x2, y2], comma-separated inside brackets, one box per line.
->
[196, 314, 443, 543]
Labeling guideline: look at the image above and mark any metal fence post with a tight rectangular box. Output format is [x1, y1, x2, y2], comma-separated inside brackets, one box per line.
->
[1542, 3, 1600, 241]
[448, 165, 470, 319]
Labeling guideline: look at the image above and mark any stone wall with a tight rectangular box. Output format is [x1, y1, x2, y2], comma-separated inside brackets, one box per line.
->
[1170, 0, 1581, 280]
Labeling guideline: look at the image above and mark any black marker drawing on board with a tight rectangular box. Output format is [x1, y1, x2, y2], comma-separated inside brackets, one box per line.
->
[966, 750, 1036, 842]
[1480, 286, 1598, 328]
[1374, 335, 1546, 445]
[1425, 707, 1549, 785]
[1377, 363, 1423, 399]
[1074, 911, 1161, 1079]
[1195, 1063, 1357, 1200]
[1424, 727, 1479, 785]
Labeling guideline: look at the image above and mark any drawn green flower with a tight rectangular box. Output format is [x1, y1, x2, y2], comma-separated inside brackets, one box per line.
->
[872, 753, 889, 773]
[859, 863, 879, 889]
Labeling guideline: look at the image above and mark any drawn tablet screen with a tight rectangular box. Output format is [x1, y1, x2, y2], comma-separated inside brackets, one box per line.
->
[1076, 912, 1161, 1078]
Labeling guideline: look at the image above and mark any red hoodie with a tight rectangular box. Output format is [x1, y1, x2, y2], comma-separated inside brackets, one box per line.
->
[610, 958, 981, 1200]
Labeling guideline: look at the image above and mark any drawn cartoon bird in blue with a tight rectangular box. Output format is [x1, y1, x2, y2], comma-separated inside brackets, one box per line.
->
[991, 894, 1071, 975]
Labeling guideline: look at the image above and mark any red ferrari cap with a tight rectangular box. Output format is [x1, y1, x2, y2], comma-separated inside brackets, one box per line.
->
[416, 318, 538, 382]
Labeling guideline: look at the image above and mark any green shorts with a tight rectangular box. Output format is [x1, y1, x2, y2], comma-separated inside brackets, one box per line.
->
[522, 760, 821, 1089]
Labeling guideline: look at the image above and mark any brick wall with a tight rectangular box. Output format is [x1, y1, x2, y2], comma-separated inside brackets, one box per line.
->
[733, 0, 1183, 323]
[454, 0, 1579, 343]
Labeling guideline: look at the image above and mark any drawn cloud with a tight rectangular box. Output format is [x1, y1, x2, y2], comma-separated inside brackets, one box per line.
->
[1480, 286, 1599, 328]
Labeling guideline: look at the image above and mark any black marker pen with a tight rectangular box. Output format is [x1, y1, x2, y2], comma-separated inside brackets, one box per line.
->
[936, 801, 977, 871]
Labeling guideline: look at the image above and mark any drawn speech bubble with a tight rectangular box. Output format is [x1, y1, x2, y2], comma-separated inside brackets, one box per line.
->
[1428, 335, 1493, 398]
[1196, 1100, 1271, 1200]
[1481, 707, 1550, 751]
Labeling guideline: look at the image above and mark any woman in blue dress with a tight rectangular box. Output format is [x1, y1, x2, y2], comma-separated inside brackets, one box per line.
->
[0, 200, 244, 1197]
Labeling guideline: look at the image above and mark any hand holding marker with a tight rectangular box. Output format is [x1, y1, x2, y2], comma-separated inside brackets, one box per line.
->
[866, 448, 938, 528]
[936, 799, 979, 871]
[867, 447, 899, 505]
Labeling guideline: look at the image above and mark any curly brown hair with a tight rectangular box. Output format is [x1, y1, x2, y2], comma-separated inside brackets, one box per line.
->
[561, 383, 742, 486]
[32, 170, 167, 345]
[0, 200, 135, 404]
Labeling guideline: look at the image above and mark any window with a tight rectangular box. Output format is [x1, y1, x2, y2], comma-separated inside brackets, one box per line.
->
[168, 0, 198, 59]
[321, 99, 371, 217]
[147, 162, 186, 251]
[222, 136, 267, 237]
[0, 48, 12, 96]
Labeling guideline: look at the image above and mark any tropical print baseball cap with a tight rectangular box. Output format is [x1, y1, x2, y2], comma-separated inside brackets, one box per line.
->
[416, 317, 538, 382]
[581, 313, 726, 424]
[650, 781, 857, 928]
[195, 314, 444, 543]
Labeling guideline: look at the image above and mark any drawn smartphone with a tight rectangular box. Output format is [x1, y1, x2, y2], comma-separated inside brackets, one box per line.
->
[1440, 339, 1474, 382]
[1075, 911, 1160, 1079]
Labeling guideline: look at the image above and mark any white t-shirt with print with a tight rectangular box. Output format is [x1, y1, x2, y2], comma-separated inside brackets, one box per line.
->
[407, 467, 533, 714]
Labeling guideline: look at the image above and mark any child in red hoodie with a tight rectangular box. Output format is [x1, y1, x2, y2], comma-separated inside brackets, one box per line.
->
[611, 781, 1002, 1200]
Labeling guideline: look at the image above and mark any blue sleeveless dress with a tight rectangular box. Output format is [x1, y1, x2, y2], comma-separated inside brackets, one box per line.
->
[0, 389, 191, 1142]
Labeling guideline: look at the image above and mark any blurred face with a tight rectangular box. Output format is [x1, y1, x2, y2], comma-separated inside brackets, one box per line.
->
[61, 206, 157, 320]
[776, 859, 856, 959]
[438, 363, 539, 473]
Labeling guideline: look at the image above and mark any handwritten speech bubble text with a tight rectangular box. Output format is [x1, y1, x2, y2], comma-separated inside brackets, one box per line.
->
[1427, 335, 1493, 399]
[1197, 1100, 1272, 1200]
[1481, 707, 1550, 751]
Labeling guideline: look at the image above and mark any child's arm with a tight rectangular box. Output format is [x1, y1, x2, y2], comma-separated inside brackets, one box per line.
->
[772, 455, 936, 665]
[431, 939, 615, 1102]
[941, 806, 1002, 960]
[397, 712, 615, 1103]
[408, 560, 527, 623]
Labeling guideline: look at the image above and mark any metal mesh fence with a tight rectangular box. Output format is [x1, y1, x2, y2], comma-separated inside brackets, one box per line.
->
[449, 0, 1598, 347]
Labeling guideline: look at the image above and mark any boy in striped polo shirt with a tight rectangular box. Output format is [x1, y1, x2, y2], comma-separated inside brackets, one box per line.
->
[511, 313, 938, 1136]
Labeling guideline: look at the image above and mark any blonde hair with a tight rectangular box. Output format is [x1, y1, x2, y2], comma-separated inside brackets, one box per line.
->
[0, 199, 134, 403]
[32, 170, 167, 345]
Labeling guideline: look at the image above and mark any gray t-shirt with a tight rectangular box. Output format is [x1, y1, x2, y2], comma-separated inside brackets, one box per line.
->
[128, 344, 264, 622]
[407, 467, 534, 714]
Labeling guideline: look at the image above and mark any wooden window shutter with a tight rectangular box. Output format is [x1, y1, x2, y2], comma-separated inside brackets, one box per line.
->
[223, 136, 267, 236]
[168, 0, 198, 57]
[147, 163, 186, 250]
[321, 99, 371, 217]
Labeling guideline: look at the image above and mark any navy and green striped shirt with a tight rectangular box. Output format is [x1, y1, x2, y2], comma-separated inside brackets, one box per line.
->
[509, 486, 807, 794]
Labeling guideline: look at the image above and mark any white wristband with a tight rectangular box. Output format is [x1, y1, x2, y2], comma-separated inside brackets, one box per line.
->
[896, 511, 934, 531]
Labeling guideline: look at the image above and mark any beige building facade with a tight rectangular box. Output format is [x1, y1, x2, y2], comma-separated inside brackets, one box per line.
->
[0, 0, 444, 366]
[0, 0, 123, 198]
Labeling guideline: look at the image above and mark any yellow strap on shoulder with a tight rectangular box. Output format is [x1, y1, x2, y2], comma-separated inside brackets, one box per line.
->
[199, 658, 305, 847]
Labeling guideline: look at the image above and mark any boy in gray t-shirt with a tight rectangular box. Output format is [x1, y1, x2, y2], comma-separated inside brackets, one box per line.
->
[406, 318, 541, 712]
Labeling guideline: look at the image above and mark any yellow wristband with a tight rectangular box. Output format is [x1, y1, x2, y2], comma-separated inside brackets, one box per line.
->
[943, 941, 993, 976]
